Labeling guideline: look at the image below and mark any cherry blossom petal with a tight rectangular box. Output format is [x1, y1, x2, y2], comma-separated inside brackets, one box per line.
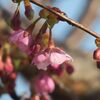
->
[50, 52, 72, 65]
[32, 54, 50, 70]
[10, 29, 32, 53]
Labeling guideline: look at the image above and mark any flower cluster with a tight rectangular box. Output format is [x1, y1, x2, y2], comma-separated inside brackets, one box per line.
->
[0, 0, 99, 99]
[9, 0, 75, 99]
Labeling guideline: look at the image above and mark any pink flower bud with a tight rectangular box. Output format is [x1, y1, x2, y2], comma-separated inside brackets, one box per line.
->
[93, 48, 100, 61]
[34, 74, 55, 94]
[11, 9, 21, 30]
[66, 63, 74, 75]
[25, 6, 34, 20]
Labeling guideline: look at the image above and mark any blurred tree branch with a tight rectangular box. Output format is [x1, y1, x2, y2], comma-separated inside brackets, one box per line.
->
[64, 0, 99, 49]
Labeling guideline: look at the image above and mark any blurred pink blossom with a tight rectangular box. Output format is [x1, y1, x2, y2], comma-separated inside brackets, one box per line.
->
[34, 74, 55, 94]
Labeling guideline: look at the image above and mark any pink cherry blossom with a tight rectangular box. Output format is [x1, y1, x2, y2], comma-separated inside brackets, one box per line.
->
[32, 52, 50, 70]
[10, 29, 32, 54]
[34, 74, 55, 94]
[32, 47, 72, 70]
[50, 47, 73, 65]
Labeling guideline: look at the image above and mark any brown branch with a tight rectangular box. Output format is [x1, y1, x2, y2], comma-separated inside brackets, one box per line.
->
[30, 0, 100, 38]
[65, 0, 97, 49]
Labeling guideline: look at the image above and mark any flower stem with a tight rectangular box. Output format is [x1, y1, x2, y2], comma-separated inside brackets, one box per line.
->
[30, 0, 100, 38]
[48, 28, 52, 47]
[26, 17, 41, 33]
[35, 21, 47, 43]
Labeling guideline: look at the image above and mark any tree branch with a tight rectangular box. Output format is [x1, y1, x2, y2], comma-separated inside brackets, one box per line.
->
[30, 0, 100, 38]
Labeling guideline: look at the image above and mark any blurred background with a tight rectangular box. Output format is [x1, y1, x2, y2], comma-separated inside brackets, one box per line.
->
[0, 0, 100, 100]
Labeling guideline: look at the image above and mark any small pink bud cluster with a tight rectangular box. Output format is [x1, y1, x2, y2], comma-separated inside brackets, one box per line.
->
[93, 48, 100, 69]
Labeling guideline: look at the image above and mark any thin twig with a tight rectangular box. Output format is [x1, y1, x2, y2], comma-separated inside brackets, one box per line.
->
[30, 0, 100, 38]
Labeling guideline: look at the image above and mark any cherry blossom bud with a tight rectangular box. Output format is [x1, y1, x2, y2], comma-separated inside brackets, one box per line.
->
[93, 48, 100, 61]
[25, 6, 34, 20]
[34, 74, 55, 94]
[66, 63, 74, 75]
[11, 8, 21, 30]
[24, 0, 34, 20]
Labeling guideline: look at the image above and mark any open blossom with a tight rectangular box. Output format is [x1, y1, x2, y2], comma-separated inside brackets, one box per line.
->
[10, 29, 32, 54]
[34, 74, 55, 94]
[32, 52, 50, 70]
[32, 47, 73, 70]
